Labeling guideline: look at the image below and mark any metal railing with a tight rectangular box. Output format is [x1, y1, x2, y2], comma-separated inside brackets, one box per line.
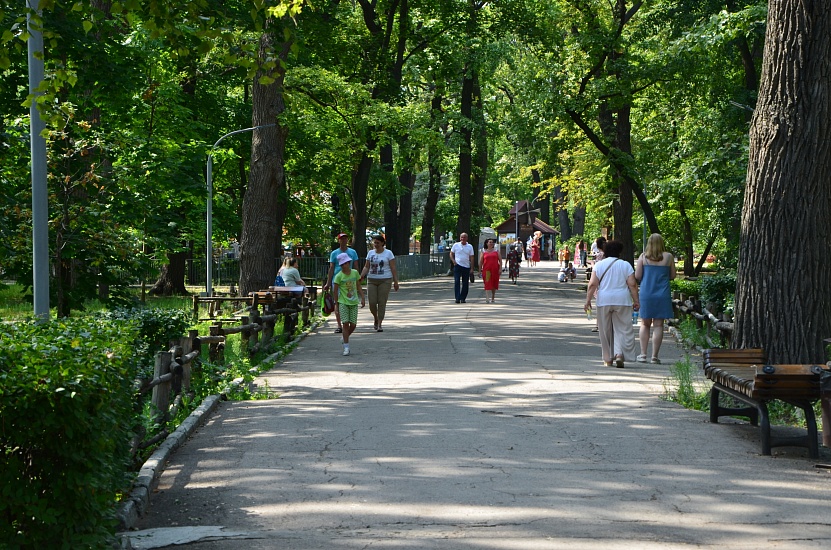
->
[148, 253, 452, 288]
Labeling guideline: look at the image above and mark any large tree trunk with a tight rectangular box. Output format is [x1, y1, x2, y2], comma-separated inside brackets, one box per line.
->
[572, 206, 586, 237]
[239, 30, 291, 296]
[149, 251, 188, 296]
[420, 93, 443, 254]
[383, 137, 416, 255]
[457, 65, 474, 240]
[733, 1, 831, 363]
[554, 185, 571, 242]
[350, 151, 373, 257]
[470, 71, 487, 261]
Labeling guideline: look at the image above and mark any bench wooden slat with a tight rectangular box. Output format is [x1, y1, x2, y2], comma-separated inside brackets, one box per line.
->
[701, 348, 823, 458]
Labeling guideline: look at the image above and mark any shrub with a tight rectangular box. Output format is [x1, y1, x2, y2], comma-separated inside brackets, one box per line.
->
[97, 307, 191, 380]
[697, 271, 737, 315]
[0, 317, 139, 548]
[670, 277, 700, 297]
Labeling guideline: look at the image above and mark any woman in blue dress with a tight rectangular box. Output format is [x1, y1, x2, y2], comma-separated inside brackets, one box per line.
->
[635, 233, 676, 364]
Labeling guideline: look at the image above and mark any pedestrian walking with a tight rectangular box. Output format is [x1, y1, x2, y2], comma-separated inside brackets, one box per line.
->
[506, 242, 521, 284]
[450, 232, 475, 303]
[323, 232, 359, 334]
[578, 239, 587, 267]
[360, 234, 399, 332]
[478, 238, 501, 302]
[530, 231, 541, 266]
[635, 233, 676, 364]
[584, 240, 639, 368]
[333, 253, 365, 356]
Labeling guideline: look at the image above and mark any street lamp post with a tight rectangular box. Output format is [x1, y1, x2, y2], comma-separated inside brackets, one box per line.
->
[28, 0, 49, 319]
[206, 123, 275, 296]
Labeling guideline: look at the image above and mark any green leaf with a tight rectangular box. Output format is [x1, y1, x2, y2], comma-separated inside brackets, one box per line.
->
[82, 20, 93, 34]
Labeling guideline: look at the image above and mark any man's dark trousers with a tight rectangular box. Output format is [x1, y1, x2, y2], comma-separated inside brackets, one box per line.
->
[454, 264, 470, 302]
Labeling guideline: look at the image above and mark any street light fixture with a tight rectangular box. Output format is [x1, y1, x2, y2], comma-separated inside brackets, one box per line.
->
[206, 123, 275, 296]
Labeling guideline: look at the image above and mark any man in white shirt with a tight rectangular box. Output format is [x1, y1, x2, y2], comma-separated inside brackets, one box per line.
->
[449, 232, 475, 303]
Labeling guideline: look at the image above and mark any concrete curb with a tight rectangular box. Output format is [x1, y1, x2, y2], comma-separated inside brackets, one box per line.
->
[117, 317, 323, 531]
[117, 394, 222, 530]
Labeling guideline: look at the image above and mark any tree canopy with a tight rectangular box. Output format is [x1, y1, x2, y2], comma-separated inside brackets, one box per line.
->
[3, 0, 791, 330]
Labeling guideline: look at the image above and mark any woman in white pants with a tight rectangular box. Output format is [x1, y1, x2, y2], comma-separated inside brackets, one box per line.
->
[360, 235, 399, 332]
[584, 240, 640, 368]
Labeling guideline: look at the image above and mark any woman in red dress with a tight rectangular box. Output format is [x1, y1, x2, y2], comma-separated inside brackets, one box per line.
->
[531, 231, 541, 266]
[478, 238, 501, 303]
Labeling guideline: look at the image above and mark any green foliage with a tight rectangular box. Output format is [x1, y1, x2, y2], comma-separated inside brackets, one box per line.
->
[675, 317, 711, 350]
[670, 277, 700, 297]
[0, 317, 139, 548]
[697, 271, 736, 315]
[96, 307, 191, 379]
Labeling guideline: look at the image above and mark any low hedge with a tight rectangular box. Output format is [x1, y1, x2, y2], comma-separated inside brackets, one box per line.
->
[0, 317, 139, 548]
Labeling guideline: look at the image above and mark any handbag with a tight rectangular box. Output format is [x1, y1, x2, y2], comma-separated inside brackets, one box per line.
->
[469, 271, 475, 283]
[323, 290, 335, 315]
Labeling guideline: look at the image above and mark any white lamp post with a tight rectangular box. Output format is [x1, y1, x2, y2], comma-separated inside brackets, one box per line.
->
[206, 123, 275, 296]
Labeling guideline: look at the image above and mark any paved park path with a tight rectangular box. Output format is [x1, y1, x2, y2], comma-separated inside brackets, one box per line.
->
[128, 262, 831, 549]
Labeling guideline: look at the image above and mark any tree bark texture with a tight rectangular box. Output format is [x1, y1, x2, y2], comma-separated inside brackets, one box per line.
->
[734, 0, 831, 363]
[149, 251, 188, 296]
[350, 151, 373, 257]
[554, 185, 571, 242]
[457, 66, 474, 240]
[470, 71, 488, 259]
[239, 30, 291, 296]
[420, 93, 444, 254]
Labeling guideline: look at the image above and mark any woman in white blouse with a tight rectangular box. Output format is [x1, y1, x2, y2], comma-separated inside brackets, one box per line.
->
[360, 235, 399, 332]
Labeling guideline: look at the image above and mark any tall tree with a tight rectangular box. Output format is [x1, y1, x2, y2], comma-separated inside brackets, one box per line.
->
[734, 0, 831, 363]
[239, 21, 294, 296]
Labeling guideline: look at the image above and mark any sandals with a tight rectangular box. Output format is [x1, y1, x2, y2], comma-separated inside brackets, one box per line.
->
[651, 357, 661, 364]
[637, 354, 647, 363]
[614, 355, 625, 368]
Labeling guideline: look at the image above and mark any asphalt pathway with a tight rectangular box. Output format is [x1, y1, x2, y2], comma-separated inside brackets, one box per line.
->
[128, 261, 831, 549]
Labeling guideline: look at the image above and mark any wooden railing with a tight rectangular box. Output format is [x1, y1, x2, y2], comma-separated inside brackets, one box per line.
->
[672, 294, 733, 348]
[131, 290, 318, 458]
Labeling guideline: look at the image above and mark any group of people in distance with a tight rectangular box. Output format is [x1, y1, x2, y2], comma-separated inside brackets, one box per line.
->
[303, 230, 673, 365]
[584, 233, 676, 368]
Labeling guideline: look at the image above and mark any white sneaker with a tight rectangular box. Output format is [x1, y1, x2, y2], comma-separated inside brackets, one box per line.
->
[343, 345, 350, 356]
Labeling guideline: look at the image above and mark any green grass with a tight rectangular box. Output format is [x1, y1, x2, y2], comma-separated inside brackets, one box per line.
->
[663, 357, 710, 411]
[674, 317, 712, 349]
[0, 283, 197, 320]
[0, 282, 38, 319]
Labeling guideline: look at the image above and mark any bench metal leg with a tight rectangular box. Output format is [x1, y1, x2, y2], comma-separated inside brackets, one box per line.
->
[757, 400, 771, 455]
[710, 384, 758, 425]
[711, 384, 819, 458]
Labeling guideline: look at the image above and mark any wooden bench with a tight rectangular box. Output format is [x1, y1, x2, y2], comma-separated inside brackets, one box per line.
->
[703, 348, 825, 458]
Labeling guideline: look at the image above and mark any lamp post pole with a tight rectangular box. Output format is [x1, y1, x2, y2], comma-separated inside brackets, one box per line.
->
[206, 123, 275, 296]
[28, 0, 49, 319]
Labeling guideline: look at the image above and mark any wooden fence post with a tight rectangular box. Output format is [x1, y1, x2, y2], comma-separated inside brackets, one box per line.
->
[209, 325, 221, 362]
[262, 310, 274, 344]
[151, 351, 172, 422]
[184, 329, 198, 391]
[250, 312, 261, 350]
[241, 316, 250, 351]
[301, 296, 310, 326]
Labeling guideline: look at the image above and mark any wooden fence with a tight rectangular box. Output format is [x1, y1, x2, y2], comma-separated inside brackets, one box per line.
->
[130, 289, 318, 459]
[671, 293, 733, 348]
